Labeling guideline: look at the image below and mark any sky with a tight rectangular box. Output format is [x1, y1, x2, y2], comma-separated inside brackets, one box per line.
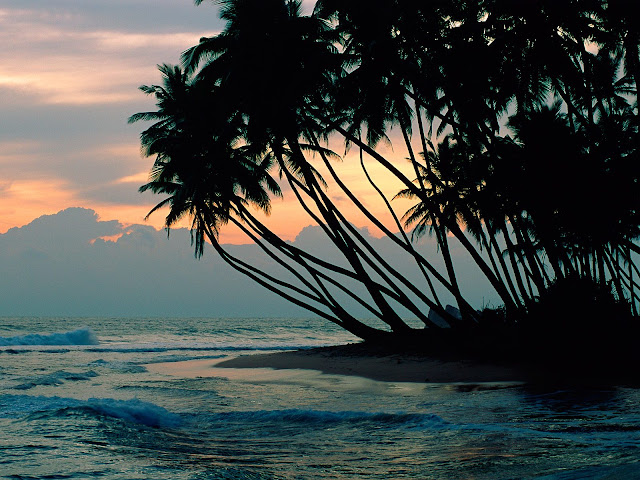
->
[0, 0, 417, 244]
[0, 1, 220, 235]
[0, 0, 313, 240]
[0, 207, 496, 318]
[0, 1, 497, 317]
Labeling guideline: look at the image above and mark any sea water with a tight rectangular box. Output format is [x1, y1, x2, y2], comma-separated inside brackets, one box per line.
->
[1, 316, 639, 479]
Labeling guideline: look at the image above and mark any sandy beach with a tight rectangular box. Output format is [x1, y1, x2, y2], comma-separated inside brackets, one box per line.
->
[145, 342, 640, 386]
[212, 343, 527, 384]
[144, 343, 526, 384]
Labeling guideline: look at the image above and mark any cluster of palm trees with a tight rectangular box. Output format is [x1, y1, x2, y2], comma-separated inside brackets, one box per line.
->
[131, 0, 639, 342]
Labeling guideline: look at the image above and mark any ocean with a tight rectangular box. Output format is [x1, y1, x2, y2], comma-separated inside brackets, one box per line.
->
[1, 316, 639, 479]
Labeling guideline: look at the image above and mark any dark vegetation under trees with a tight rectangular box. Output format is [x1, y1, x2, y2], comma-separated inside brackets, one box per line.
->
[131, 0, 640, 361]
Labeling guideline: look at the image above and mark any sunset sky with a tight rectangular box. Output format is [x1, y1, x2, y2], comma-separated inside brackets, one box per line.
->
[0, 0, 469, 316]
[3, 0, 379, 243]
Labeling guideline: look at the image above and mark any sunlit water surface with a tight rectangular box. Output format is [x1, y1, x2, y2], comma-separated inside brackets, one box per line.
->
[1, 316, 639, 479]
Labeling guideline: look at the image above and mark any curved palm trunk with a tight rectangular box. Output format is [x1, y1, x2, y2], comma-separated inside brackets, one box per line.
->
[309, 136, 471, 327]
[413, 99, 481, 318]
[328, 122, 519, 312]
[433, 220, 477, 326]
[357, 146, 444, 311]
[603, 245, 626, 304]
[320, 154, 468, 312]
[623, 244, 639, 315]
[237, 207, 396, 319]
[532, 225, 568, 280]
[202, 220, 385, 340]
[615, 266, 640, 309]
[473, 222, 518, 304]
[397, 115, 478, 324]
[597, 249, 606, 286]
[229, 212, 386, 321]
[329, 213, 441, 326]
[445, 221, 519, 314]
[502, 221, 538, 298]
[510, 215, 549, 290]
[282, 138, 412, 333]
[239, 204, 420, 317]
[490, 223, 529, 304]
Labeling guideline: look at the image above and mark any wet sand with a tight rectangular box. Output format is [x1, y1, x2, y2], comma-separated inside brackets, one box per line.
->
[147, 343, 638, 385]
[213, 343, 526, 383]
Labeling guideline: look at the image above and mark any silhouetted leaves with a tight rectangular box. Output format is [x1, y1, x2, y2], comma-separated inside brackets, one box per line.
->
[132, 0, 639, 344]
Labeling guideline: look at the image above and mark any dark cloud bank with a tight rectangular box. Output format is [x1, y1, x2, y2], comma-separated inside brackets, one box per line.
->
[0, 208, 496, 318]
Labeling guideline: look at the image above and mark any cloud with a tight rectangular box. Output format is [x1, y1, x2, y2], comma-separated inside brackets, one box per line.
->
[0, 2, 233, 236]
[0, 180, 12, 193]
[0, 208, 499, 318]
[114, 171, 149, 185]
[0, 12, 213, 106]
[0, 208, 311, 317]
[0, 0, 434, 261]
[0, 2, 224, 35]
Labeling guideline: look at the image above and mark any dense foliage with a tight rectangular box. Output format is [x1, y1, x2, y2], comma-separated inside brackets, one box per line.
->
[131, 0, 639, 343]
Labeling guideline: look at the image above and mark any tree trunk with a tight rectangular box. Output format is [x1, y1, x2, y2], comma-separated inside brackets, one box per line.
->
[285, 136, 412, 333]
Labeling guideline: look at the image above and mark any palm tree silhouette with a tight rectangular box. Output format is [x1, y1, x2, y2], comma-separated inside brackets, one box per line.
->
[132, 0, 640, 347]
[129, 64, 281, 253]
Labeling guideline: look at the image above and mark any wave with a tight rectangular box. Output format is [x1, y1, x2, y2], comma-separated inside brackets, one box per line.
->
[0, 394, 181, 428]
[85, 343, 323, 353]
[209, 409, 447, 430]
[145, 353, 227, 364]
[88, 359, 148, 373]
[1, 334, 333, 354]
[13, 370, 99, 391]
[534, 463, 640, 479]
[80, 398, 182, 428]
[0, 348, 72, 355]
[3, 344, 332, 354]
[0, 327, 99, 346]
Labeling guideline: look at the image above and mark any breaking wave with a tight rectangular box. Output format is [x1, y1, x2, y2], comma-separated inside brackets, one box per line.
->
[80, 397, 182, 427]
[0, 394, 181, 428]
[0, 327, 99, 346]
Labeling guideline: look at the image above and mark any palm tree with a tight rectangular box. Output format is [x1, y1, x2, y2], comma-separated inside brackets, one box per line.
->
[129, 64, 281, 252]
[183, 0, 438, 334]
[133, 0, 639, 346]
[602, 0, 640, 115]
[132, 63, 409, 340]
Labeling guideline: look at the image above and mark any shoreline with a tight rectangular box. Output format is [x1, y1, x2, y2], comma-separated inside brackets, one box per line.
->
[144, 343, 640, 386]
[213, 343, 528, 384]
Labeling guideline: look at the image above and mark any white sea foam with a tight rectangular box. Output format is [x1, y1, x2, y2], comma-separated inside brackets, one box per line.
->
[0, 327, 99, 346]
[0, 394, 181, 428]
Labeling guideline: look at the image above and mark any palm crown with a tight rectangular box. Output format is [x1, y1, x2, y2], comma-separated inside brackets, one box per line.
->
[132, 0, 640, 341]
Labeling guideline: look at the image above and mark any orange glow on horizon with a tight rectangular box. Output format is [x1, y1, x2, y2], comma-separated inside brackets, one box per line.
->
[0, 139, 420, 246]
[0, 4, 421, 248]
